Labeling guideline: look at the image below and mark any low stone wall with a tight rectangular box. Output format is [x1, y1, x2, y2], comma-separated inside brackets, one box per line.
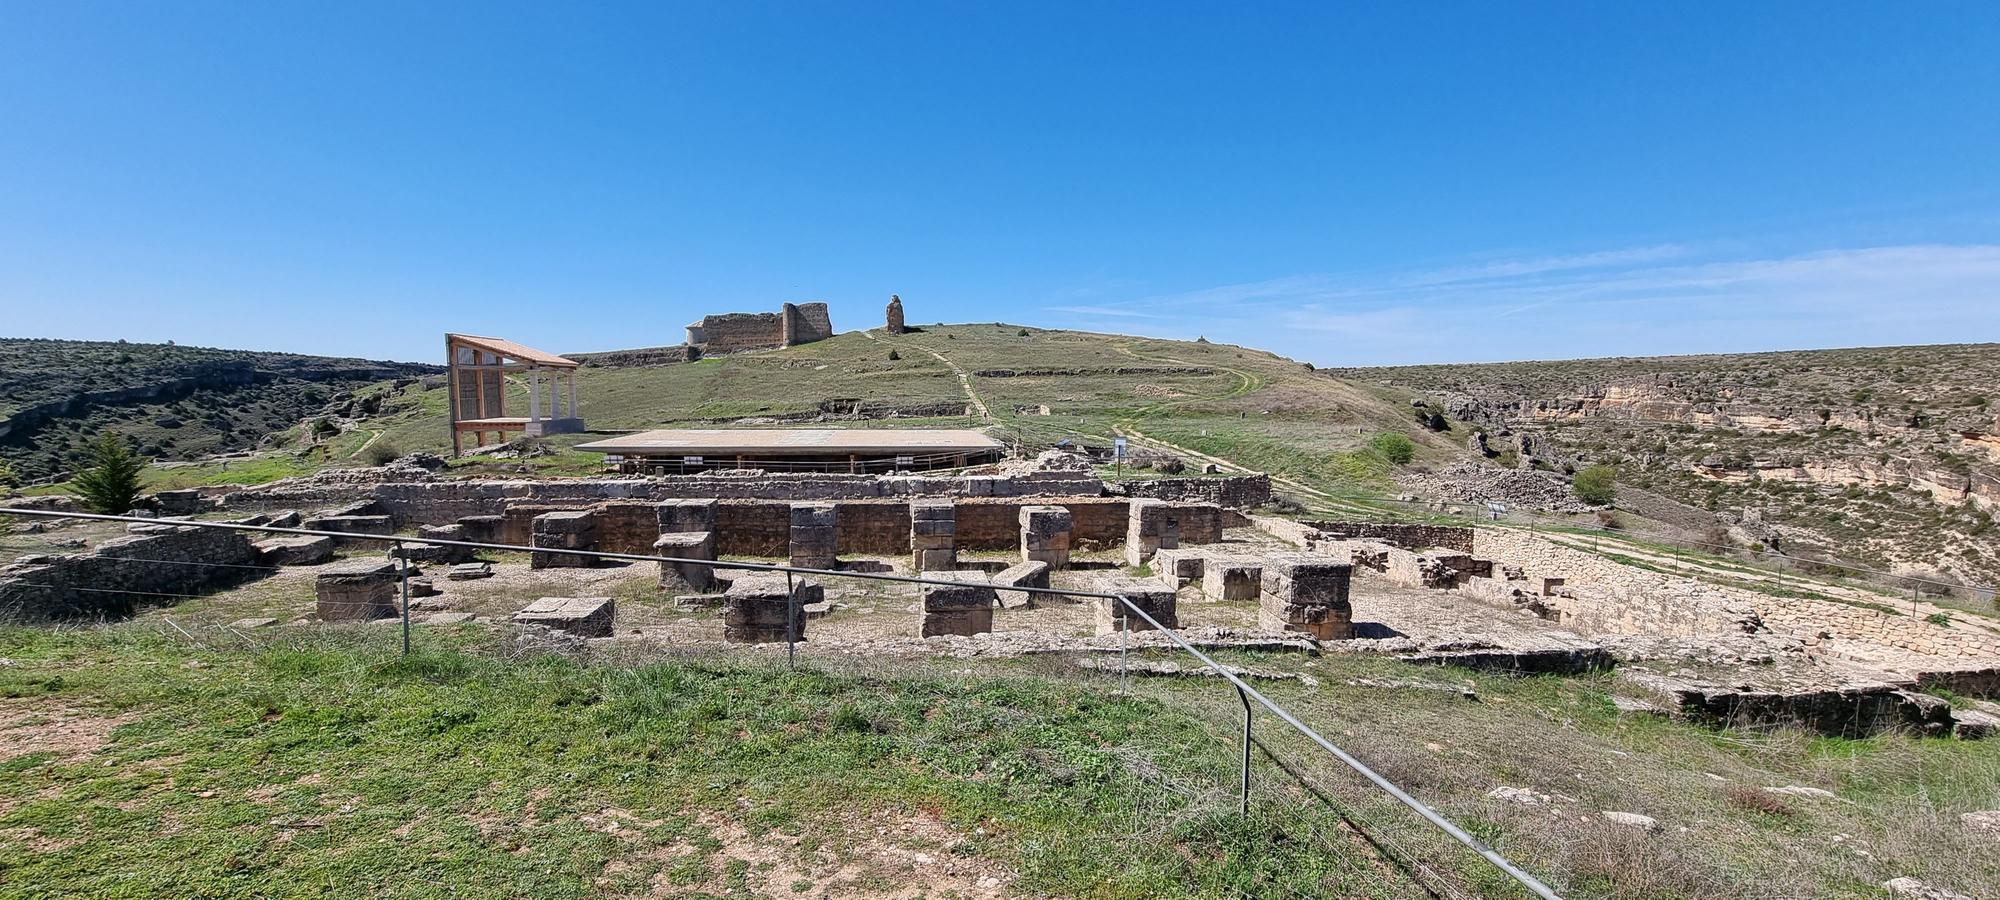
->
[1760, 597, 2000, 661]
[1307, 522, 1474, 553]
[567, 345, 701, 367]
[1120, 474, 1272, 509]
[0, 524, 260, 621]
[1470, 529, 1763, 638]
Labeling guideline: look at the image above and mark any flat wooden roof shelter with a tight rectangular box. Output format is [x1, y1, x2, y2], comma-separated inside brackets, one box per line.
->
[576, 428, 1006, 474]
[446, 333, 587, 456]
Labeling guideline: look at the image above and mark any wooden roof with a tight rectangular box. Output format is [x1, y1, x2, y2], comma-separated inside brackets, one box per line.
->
[576, 428, 1004, 457]
[447, 333, 579, 368]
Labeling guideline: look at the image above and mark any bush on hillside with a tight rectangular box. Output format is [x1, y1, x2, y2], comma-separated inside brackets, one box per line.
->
[362, 440, 403, 466]
[1574, 465, 1617, 506]
[1368, 432, 1417, 465]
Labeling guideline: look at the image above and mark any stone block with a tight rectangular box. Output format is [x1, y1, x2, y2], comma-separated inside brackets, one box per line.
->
[909, 499, 957, 572]
[921, 575, 997, 637]
[408, 576, 441, 598]
[454, 514, 505, 543]
[789, 503, 838, 570]
[1259, 553, 1353, 639]
[512, 596, 615, 637]
[304, 515, 395, 548]
[256, 535, 335, 567]
[151, 489, 209, 516]
[446, 562, 494, 580]
[531, 510, 599, 568]
[1152, 547, 1206, 584]
[1093, 575, 1178, 634]
[227, 617, 279, 629]
[393, 523, 476, 564]
[1124, 499, 1181, 566]
[657, 499, 718, 533]
[991, 560, 1050, 609]
[1168, 502, 1226, 544]
[315, 558, 400, 621]
[723, 573, 820, 643]
[1019, 505, 1073, 570]
[654, 531, 717, 592]
[1201, 558, 1264, 601]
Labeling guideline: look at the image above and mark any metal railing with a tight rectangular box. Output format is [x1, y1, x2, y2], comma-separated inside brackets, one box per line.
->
[0, 506, 1561, 899]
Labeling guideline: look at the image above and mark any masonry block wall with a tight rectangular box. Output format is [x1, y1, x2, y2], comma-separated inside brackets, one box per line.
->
[1307, 522, 1476, 553]
[0, 524, 260, 620]
[1121, 474, 1273, 509]
[592, 500, 662, 555]
[780, 302, 834, 346]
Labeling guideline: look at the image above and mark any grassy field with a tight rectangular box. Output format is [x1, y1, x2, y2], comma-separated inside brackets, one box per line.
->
[3, 608, 1998, 899]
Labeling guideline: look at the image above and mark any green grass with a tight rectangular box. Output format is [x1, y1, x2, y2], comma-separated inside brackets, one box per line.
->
[3, 618, 1999, 899]
[0, 628, 1390, 899]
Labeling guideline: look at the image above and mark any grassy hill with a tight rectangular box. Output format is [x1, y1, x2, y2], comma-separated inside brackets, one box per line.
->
[0, 338, 436, 482]
[284, 324, 1466, 498]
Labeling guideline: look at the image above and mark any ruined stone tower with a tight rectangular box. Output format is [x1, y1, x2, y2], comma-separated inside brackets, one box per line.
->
[885, 294, 906, 334]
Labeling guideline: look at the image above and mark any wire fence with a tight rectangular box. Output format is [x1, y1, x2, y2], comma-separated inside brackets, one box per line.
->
[0, 507, 1563, 899]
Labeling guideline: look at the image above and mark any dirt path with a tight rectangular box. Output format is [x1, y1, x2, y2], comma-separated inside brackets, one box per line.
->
[862, 330, 991, 419]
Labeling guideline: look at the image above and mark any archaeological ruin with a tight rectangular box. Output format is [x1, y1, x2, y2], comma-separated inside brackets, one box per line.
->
[6, 435, 2000, 743]
[684, 301, 834, 354]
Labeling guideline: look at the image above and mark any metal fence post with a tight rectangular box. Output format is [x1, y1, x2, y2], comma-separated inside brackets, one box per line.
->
[395, 540, 410, 656]
[1119, 596, 1130, 694]
[1237, 685, 1252, 816]
[785, 570, 797, 670]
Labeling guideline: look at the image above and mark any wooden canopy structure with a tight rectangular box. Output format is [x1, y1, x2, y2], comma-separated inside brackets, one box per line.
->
[575, 428, 1005, 474]
[445, 333, 586, 456]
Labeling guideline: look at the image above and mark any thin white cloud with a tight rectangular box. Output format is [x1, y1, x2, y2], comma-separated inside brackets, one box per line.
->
[1068, 243, 2000, 366]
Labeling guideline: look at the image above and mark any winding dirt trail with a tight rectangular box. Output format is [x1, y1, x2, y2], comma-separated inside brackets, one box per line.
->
[861, 330, 991, 419]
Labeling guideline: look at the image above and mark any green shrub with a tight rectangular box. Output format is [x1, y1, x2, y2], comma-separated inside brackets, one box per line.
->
[1573, 465, 1617, 506]
[72, 433, 147, 514]
[0, 458, 16, 489]
[1367, 432, 1417, 465]
[361, 441, 403, 466]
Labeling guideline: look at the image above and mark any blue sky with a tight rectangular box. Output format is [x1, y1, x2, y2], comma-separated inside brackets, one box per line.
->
[2, 2, 1997, 365]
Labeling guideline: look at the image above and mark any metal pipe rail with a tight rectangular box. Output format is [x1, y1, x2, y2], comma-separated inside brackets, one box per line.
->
[0, 506, 1562, 899]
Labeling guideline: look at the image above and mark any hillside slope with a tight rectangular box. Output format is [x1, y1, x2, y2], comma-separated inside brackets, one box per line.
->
[1325, 343, 2000, 577]
[293, 324, 1470, 497]
[0, 338, 436, 481]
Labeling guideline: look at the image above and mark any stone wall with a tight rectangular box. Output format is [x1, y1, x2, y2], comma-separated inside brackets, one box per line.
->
[708, 497, 1132, 557]
[1307, 522, 1475, 553]
[221, 470, 1110, 525]
[567, 345, 701, 368]
[593, 500, 663, 555]
[781, 302, 834, 346]
[693, 312, 785, 354]
[1470, 528, 1763, 638]
[1759, 597, 2000, 661]
[1120, 474, 1272, 509]
[0, 523, 260, 621]
[688, 302, 834, 354]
